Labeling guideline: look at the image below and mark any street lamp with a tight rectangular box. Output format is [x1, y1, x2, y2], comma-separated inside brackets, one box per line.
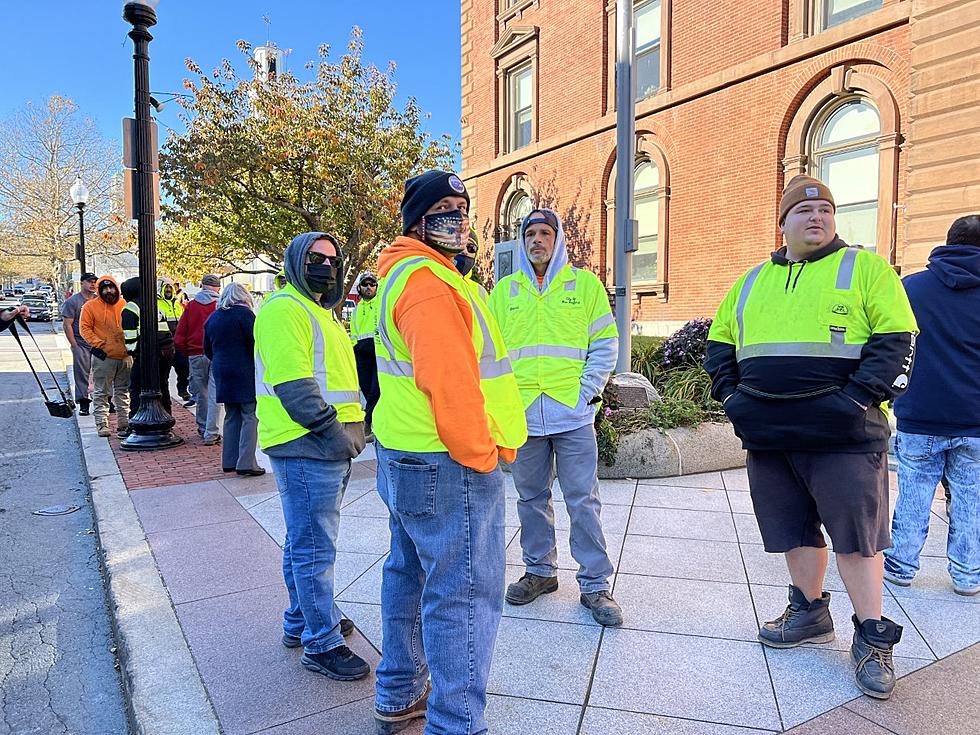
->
[69, 175, 89, 275]
[121, 0, 181, 451]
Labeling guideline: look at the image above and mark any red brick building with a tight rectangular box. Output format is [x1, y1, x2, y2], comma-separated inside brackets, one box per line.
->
[460, 0, 980, 334]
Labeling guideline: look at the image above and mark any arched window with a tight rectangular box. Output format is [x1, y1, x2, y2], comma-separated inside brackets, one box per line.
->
[633, 161, 660, 282]
[503, 191, 533, 241]
[810, 99, 880, 250]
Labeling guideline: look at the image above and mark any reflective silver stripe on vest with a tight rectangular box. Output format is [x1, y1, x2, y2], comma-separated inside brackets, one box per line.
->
[735, 263, 765, 349]
[508, 344, 587, 361]
[836, 247, 859, 290]
[510, 279, 520, 298]
[377, 257, 428, 361]
[589, 313, 615, 337]
[736, 342, 864, 361]
[255, 293, 359, 404]
[376, 357, 414, 377]
[564, 279, 576, 291]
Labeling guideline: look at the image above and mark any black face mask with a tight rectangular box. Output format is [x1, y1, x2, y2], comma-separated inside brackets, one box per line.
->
[420, 210, 468, 253]
[453, 254, 475, 276]
[305, 263, 338, 294]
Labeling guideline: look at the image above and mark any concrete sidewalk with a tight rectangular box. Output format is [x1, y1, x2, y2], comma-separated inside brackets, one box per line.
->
[78, 394, 980, 734]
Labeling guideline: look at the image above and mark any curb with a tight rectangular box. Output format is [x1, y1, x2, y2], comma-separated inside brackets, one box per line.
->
[598, 421, 746, 479]
[62, 331, 221, 735]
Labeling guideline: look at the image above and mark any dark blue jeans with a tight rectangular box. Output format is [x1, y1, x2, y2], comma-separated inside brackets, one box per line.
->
[271, 456, 351, 654]
[374, 444, 505, 735]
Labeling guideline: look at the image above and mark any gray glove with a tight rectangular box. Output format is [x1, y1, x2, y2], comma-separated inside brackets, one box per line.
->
[342, 421, 366, 456]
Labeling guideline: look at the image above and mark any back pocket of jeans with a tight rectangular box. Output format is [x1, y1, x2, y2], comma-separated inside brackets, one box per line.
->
[388, 457, 438, 518]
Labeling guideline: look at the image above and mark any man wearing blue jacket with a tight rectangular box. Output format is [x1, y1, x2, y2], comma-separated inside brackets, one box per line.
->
[886, 214, 980, 597]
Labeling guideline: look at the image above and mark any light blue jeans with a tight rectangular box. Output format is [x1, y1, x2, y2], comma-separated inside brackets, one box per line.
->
[271, 456, 351, 654]
[884, 432, 980, 590]
[375, 444, 505, 735]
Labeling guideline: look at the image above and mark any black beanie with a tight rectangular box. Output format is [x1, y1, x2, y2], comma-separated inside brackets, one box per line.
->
[401, 170, 470, 234]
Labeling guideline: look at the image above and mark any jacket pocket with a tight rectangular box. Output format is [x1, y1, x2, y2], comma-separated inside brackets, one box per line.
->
[388, 456, 438, 518]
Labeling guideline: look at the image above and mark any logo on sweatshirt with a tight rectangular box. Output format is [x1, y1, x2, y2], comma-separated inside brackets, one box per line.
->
[831, 303, 850, 316]
[561, 296, 581, 305]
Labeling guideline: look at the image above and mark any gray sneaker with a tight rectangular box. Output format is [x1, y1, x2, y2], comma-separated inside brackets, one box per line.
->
[851, 615, 902, 699]
[580, 590, 623, 626]
[758, 584, 835, 648]
[505, 572, 559, 605]
[375, 681, 431, 734]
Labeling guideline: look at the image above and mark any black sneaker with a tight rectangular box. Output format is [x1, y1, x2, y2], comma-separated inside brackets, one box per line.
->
[758, 584, 835, 648]
[851, 615, 903, 699]
[580, 590, 624, 626]
[282, 619, 355, 648]
[301, 645, 370, 681]
[375, 681, 431, 734]
[184, 398, 197, 408]
[78, 399, 90, 416]
[505, 572, 559, 605]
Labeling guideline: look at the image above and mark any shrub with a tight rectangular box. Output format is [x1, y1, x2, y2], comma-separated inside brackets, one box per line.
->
[630, 335, 664, 384]
[660, 317, 712, 371]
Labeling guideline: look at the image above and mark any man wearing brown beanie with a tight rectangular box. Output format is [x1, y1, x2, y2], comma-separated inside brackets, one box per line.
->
[704, 175, 918, 700]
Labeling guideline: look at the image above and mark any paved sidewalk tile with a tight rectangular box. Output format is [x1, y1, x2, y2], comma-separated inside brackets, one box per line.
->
[130, 480, 248, 533]
[733, 513, 765, 545]
[342, 490, 390, 518]
[218, 472, 278, 497]
[502, 566, 599, 627]
[613, 574, 759, 641]
[722, 468, 750, 492]
[246, 495, 287, 546]
[175, 583, 379, 735]
[889, 596, 980, 657]
[488, 617, 600, 704]
[580, 707, 776, 734]
[782, 708, 893, 734]
[254, 698, 421, 735]
[884, 555, 980, 606]
[619, 535, 746, 583]
[336, 555, 387, 604]
[739, 544, 849, 592]
[627, 506, 738, 542]
[639, 472, 726, 490]
[506, 531, 625, 574]
[505, 499, 632, 536]
[340, 476, 378, 508]
[764, 646, 930, 730]
[486, 695, 581, 735]
[336, 515, 392, 554]
[147, 518, 284, 604]
[335, 601, 383, 651]
[594, 480, 638, 506]
[237, 490, 278, 510]
[727, 491, 755, 514]
[633, 484, 730, 512]
[589, 629, 781, 730]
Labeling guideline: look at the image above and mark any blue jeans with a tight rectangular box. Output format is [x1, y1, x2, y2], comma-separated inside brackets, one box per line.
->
[375, 444, 505, 735]
[271, 456, 351, 654]
[884, 432, 980, 590]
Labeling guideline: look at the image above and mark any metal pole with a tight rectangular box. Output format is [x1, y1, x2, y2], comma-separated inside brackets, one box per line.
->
[76, 204, 87, 274]
[122, 1, 181, 450]
[613, 0, 636, 373]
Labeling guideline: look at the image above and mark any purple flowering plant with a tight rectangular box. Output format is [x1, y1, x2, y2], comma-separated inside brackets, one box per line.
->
[659, 317, 713, 371]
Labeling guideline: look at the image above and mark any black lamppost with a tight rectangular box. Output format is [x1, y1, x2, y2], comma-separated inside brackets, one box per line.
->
[121, 0, 181, 450]
[69, 175, 89, 275]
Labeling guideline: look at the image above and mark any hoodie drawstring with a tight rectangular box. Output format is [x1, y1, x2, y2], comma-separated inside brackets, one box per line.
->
[783, 261, 808, 293]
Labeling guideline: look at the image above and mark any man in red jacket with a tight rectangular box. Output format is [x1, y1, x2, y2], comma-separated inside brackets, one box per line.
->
[175, 274, 223, 444]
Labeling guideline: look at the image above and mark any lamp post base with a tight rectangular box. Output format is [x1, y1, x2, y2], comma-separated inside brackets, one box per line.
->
[120, 431, 184, 451]
[120, 391, 184, 451]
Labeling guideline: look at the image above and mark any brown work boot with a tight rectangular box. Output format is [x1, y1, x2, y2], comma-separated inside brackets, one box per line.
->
[375, 681, 431, 734]
[505, 572, 558, 605]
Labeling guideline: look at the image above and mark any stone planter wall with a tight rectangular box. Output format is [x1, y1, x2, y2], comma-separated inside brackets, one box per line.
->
[597, 421, 746, 479]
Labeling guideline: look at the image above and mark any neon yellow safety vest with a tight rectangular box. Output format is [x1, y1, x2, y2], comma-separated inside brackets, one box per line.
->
[707, 246, 918, 362]
[122, 302, 169, 355]
[157, 297, 183, 323]
[372, 256, 528, 452]
[349, 296, 380, 344]
[489, 265, 618, 409]
[254, 283, 364, 450]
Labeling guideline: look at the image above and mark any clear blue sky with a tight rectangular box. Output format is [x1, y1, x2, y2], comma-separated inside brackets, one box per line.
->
[0, 1, 462, 154]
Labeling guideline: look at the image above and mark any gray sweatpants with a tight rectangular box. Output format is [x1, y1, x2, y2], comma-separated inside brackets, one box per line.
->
[510, 423, 614, 593]
[222, 402, 261, 471]
[70, 344, 92, 401]
[188, 355, 222, 440]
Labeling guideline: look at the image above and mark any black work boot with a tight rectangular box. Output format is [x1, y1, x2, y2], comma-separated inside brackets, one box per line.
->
[78, 399, 91, 416]
[758, 584, 835, 648]
[375, 681, 431, 734]
[505, 572, 558, 605]
[301, 644, 370, 681]
[851, 615, 903, 699]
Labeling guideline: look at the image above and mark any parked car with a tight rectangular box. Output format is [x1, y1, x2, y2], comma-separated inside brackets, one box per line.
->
[20, 295, 52, 322]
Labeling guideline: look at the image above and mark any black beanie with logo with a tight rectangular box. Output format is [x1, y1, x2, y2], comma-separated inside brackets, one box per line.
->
[401, 170, 470, 235]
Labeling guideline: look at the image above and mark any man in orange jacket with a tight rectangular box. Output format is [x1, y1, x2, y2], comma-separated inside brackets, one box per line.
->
[371, 170, 527, 735]
[79, 276, 131, 438]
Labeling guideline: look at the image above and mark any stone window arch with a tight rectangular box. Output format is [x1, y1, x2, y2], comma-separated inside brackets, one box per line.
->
[782, 65, 900, 260]
[604, 134, 670, 299]
[496, 173, 535, 241]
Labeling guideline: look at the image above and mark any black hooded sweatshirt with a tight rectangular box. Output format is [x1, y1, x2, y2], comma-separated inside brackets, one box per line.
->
[120, 277, 174, 356]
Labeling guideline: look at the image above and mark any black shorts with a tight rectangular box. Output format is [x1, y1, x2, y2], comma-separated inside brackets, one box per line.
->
[745, 450, 890, 557]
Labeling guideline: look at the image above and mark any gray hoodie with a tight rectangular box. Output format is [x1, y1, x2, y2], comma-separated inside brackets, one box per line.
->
[516, 208, 618, 436]
[264, 232, 362, 460]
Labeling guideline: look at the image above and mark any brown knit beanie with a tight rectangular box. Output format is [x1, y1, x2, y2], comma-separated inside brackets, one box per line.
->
[779, 175, 835, 224]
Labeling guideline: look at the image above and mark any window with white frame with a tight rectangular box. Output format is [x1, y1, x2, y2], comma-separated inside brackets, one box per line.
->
[504, 191, 533, 241]
[634, 0, 662, 100]
[811, 99, 880, 250]
[507, 64, 533, 152]
[633, 160, 660, 282]
[821, 0, 883, 30]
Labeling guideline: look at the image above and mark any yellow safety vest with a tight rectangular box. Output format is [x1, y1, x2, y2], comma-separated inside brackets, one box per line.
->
[254, 284, 364, 450]
[373, 256, 527, 452]
[122, 302, 169, 355]
[157, 297, 183, 323]
[489, 265, 618, 409]
[349, 295, 380, 343]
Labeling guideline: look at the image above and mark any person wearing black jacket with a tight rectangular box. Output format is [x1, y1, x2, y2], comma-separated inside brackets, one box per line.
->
[120, 277, 174, 420]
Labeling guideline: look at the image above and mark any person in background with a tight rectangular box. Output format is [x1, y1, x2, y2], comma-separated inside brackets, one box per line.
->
[61, 273, 98, 415]
[79, 276, 131, 438]
[158, 278, 192, 405]
[349, 272, 380, 436]
[175, 275, 223, 445]
[120, 277, 174, 423]
[204, 283, 264, 477]
[886, 214, 980, 597]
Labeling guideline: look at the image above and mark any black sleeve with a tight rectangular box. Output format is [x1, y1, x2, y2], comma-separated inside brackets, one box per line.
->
[842, 332, 916, 407]
[203, 324, 213, 361]
[121, 309, 138, 331]
[704, 340, 740, 402]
